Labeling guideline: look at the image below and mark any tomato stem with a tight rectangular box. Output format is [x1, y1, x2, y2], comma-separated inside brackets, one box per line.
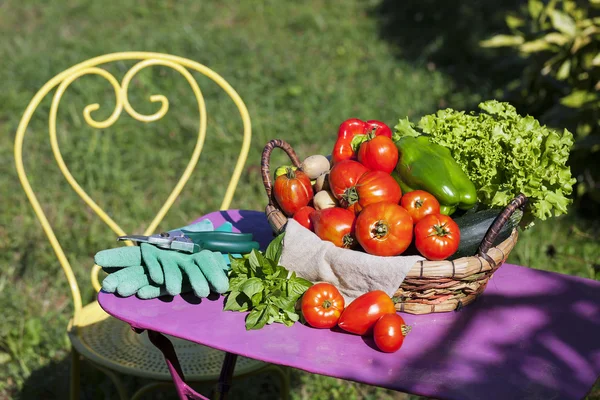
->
[342, 234, 355, 248]
[415, 199, 423, 208]
[401, 324, 412, 336]
[372, 220, 388, 238]
[366, 127, 377, 141]
[429, 222, 450, 237]
[285, 167, 296, 179]
[342, 186, 359, 205]
[322, 300, 332, 309]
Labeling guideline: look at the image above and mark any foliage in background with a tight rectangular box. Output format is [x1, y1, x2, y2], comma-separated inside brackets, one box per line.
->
[480, 0, 600, 208]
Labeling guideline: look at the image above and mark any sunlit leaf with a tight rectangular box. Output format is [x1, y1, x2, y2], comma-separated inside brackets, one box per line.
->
[520, 38, 552, 53]
[544, 32, 570, 46]
[480, 35, 524, 48]
[556, 59, 571, 80]
[528, 0, 544, 19]
[506, 14, 525, 30]
[550, 10, 577, 37]
[571, 35, 592, 53]
[560, 90, 598, 108]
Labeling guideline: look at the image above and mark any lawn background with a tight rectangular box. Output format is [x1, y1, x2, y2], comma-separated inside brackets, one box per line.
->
[0, 0, 598, 399]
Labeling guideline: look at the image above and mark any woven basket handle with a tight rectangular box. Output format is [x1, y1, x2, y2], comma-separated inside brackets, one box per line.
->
[261, 139, 303, 234]
[261, 139, 303, 204]
[477, 193, 528, 264]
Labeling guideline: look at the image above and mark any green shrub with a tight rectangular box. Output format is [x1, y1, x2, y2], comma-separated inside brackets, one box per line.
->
[480, 0, 600, 207]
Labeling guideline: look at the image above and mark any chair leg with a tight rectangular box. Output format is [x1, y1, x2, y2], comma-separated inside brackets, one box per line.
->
[92, 363, 130, 400]
[70, 347, 81, 400]
[260, 365, 290, 400]
[131, 382, 175, 400]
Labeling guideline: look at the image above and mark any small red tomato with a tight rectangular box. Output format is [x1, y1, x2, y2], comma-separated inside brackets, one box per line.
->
[355, 202, 413, 256]
[301, 283, 345, 329]
[414, 214, 460, 261]
[310, 207, 357, 249]
[358, 135, 399, 174]
[337, 290, 396, 335]
[328, 160, 369, 202]
[401, 190, 441, 224]
[273, 168, 314, 217]
[293, 206, 316, 231]
[373, 313, 411, 353]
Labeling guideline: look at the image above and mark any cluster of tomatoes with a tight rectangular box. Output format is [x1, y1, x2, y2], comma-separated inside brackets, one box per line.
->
[273, 118, 460, 261]
[301, 283, 410, 353]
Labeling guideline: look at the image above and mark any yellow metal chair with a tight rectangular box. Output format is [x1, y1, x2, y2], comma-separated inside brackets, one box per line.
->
[14, 52, 289, 399]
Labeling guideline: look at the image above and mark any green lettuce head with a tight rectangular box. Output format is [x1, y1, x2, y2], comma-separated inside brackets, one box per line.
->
[395, 100, 577, 227]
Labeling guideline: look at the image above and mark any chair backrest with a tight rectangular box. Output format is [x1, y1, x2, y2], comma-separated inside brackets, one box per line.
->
[14, 52, 252, 323]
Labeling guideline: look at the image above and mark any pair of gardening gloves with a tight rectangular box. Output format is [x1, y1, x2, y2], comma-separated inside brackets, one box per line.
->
[94, 220, 236, 299]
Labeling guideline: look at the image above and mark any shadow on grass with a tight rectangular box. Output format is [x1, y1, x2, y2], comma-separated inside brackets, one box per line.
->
[369, 0, 523, 105]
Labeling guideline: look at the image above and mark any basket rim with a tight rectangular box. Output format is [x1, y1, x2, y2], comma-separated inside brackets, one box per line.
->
[405, 228, 518, 279]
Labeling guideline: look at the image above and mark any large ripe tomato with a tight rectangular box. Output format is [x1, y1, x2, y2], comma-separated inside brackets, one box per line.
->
[351, 171, 402, 214]
[331, 164, 402, 214]
[355, 202, 413, 256]
[400, 190, 441, 224]
[337, 290, 396, 335]
[328, 160, 368, 201]
[357, 135, 399, 174]
[414, 214, 460, 261]
[293, 206, 315, 231]
[373, 313, 411, 353]
[310, 207, 357, 249]
[273, 168, 314, 217]
[301, 282, 345, 329]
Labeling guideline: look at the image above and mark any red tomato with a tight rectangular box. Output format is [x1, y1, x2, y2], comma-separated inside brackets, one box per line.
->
[328, 160, 368, 202]
[350, 171, 402, 214]
[357, 135, 399, 174]
[301, 283, 345, 329]
[414, 214, 460, 260]
[355, 202, 413, 256]
[400, 190, 441, 224]
[273, 168, 314, 217]
[337, 290, 396, 335]
[373, 313, 411, 353]
[293, 206, 315, 231]
[310, 207, 357, 249]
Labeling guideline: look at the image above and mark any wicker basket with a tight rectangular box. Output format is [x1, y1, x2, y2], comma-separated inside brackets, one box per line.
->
[261, 139, 527, 315]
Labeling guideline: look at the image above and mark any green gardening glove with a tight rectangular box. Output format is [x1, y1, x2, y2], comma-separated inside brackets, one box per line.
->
[95, 245, 229, 298]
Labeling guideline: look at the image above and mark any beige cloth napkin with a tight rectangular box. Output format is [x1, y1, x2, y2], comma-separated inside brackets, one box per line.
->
[280, 219, 424, 305]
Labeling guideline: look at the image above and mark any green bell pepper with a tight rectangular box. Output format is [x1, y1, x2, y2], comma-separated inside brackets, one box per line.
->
[393, 135, 477, 215]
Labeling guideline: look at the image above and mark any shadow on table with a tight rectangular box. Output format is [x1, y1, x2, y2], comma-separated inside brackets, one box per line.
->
[363, 272, 600, 400]
[368, 0, 523, 104]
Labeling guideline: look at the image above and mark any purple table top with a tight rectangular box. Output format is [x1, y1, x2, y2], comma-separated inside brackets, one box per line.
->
[98, 209, 600, 400]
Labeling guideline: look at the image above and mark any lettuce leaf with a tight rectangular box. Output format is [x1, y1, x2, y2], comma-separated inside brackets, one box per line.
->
[395, 100, 577, 226]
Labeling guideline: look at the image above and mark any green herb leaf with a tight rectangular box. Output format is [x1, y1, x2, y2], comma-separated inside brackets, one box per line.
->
[265, 233, 285, 263]
[240, 277, 264, 299]
[223, 242, 313, 330]
[288, 276, 313, 300]
[229, 255, 248, 275]
[246, 304, 270, 330]
[223, 291, 250, 312]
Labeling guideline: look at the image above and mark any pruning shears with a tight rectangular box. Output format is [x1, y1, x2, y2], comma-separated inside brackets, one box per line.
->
[118, 229, 259, 254]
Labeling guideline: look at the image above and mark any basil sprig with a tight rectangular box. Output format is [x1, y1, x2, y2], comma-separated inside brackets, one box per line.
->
[223, 234, 313, 330]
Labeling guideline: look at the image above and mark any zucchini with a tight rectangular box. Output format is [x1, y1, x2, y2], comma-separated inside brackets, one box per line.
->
[450, 208, 522, 260]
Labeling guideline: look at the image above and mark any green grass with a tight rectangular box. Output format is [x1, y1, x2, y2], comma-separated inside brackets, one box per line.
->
[0, 0, 598, 399]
